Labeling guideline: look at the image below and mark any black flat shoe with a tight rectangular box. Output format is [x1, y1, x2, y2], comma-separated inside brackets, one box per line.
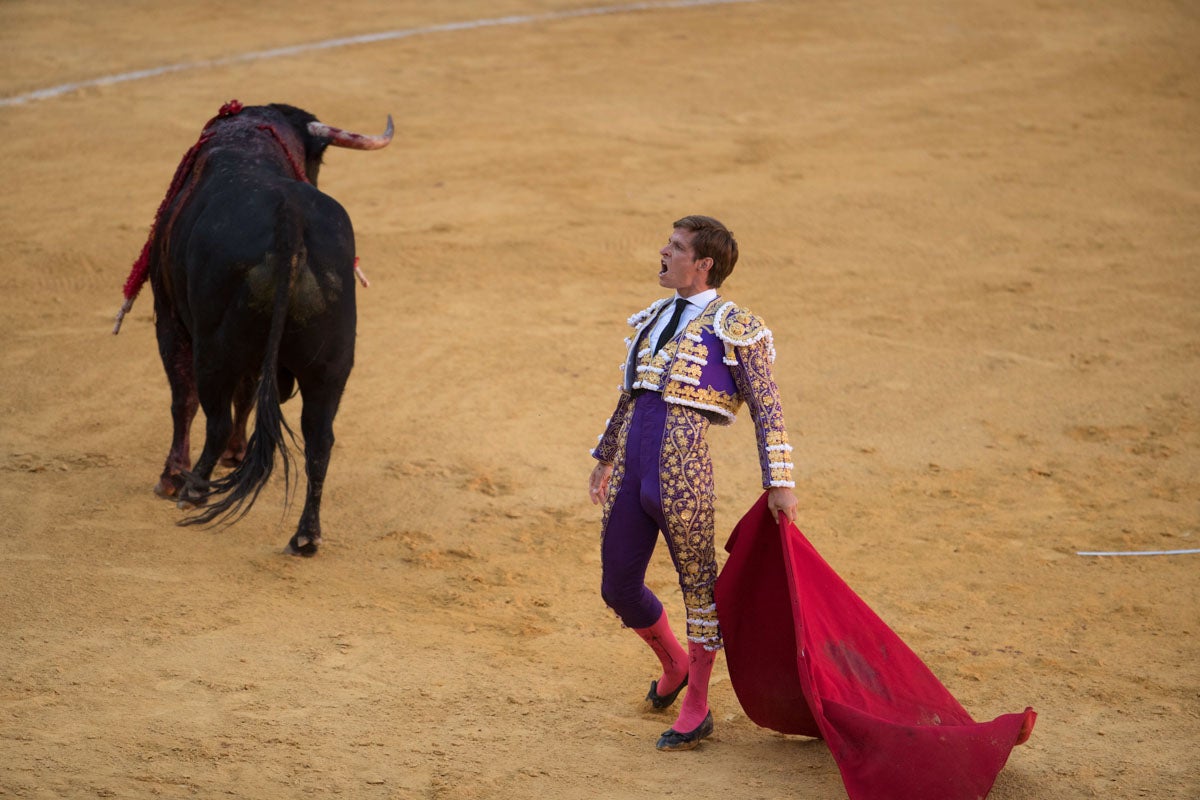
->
[655, 710, 714, 751]
[645, 676, 688, 710]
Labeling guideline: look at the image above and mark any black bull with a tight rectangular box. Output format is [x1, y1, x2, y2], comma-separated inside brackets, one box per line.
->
[127, 102, 392, 556]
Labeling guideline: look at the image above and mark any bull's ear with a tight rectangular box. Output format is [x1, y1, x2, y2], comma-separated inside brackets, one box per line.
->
[304, 160, 323, 186]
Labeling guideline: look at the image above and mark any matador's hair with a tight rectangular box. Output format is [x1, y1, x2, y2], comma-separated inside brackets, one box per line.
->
[673, 215, 738, 288]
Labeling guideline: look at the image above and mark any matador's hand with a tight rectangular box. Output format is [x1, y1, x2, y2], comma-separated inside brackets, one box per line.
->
[589, 462, 614, 505]
[768, 486, 798, 524]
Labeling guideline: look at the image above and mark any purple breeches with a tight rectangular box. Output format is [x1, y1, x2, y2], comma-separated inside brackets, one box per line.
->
[600, 391, 722, 649]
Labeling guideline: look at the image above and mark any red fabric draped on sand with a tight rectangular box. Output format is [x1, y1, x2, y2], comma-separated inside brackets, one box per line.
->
[715, 493, 1035, 800]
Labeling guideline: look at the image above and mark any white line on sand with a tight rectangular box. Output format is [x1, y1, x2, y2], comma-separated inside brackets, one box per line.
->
[1077, 549, 1200, 557]
[0, 0, 760, 108]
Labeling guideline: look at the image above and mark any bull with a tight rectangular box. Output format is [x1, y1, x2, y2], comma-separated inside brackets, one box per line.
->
[115, 100, 392, 556]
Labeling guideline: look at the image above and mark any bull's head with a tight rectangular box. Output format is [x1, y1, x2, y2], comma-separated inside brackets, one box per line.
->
[270, 103, 394, 185]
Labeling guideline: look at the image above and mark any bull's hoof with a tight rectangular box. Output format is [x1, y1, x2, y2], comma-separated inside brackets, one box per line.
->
[176, 488, 207, 511]
[286, 534, 321, 557]
[154, 476, 184, 499]
[219, 450, 245, 469]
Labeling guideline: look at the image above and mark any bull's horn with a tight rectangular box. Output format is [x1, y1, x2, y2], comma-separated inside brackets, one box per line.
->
[307, 115, 394, 150]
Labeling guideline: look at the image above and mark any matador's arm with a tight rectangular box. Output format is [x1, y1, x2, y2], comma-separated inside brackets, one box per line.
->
[723, 317, 795, 489]
[592, 391, 632, 464]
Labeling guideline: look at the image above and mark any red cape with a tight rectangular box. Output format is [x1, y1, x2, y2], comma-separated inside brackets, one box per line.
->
[715, 493, 1035, 800]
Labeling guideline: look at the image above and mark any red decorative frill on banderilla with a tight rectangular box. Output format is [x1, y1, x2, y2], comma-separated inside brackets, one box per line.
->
[715, 492, 1036, 800]
[112, 99, 245, 334]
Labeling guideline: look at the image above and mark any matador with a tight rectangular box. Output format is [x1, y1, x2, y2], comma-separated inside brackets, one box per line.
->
[589, 215, 798, 751]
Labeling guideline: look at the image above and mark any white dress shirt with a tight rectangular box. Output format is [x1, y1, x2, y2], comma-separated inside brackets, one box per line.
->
[647, 288, 718, 352]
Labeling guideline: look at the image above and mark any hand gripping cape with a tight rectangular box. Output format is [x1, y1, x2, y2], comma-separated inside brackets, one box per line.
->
[714, 493, 1036, 800]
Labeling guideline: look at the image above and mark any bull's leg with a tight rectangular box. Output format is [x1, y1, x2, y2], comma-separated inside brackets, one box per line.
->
[220, 375, 255, 468]
[154, 321, 198, 499]
[178, 379, 237, 510]
[286, 383, 344, 556]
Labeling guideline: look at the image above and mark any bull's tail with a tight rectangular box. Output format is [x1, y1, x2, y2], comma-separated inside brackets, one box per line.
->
[182, 212, 301, 527]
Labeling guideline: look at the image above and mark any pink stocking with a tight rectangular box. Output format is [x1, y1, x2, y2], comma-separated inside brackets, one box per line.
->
[672, 641, 717, 733]
[633, 610, 688, 696]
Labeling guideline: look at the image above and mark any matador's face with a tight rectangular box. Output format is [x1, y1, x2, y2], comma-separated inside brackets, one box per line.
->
[658, 228, 712, 297]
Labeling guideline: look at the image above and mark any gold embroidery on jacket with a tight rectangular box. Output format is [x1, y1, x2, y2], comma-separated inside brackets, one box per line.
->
[731, 337, 794, 487]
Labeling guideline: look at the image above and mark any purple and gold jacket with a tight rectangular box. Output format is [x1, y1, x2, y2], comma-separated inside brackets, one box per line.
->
[592, 296, 795, 489]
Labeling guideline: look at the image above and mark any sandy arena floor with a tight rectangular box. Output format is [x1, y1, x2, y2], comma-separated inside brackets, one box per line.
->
[1, 1, 1197, 797]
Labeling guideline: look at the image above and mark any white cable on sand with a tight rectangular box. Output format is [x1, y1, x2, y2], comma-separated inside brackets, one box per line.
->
[1077, 549, 1200, 557]
[0, 0, 760, 108]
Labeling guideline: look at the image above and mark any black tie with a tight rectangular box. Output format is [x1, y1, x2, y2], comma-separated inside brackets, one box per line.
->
[654, 298, 689, 354]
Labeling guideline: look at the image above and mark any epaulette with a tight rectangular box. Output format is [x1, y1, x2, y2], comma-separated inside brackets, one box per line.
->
[714, 302, 775, 364]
